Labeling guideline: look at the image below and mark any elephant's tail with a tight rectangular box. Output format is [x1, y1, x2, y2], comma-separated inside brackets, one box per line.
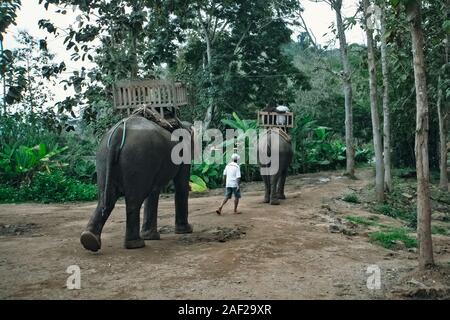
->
[266, 129, 272, 158]
[102, 120, 127, 214]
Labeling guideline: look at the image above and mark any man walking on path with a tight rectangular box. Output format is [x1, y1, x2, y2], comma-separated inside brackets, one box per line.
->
[216, 153, 241, 215]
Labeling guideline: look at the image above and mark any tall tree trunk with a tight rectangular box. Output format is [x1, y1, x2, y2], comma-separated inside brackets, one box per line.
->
[437, 74, 448, 191]
[438, 33, 449, 191]
[130, 32, 138, 79]
[26, 57, 35, 121]
[407, 0, 434, 270]
[380, 3, 392, 192]
[333, 0, 355, 178]
[203, 33, 214, 130]
[130, 4, 140, 80]
[363, 0, 384, 202]
[0, 36, 6, 115]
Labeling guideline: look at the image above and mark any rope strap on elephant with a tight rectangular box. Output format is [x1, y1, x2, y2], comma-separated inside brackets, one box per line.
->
[131, 106, 182, 131]
[107, 119, 128, 150]
[106, 106, 184, 152]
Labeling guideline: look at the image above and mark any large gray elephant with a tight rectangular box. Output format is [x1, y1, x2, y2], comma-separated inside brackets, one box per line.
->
[258, 130, 293, 205]
[80, 116, 193, 252]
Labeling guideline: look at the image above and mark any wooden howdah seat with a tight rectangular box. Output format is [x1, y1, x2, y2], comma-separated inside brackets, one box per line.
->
[257, 109, 294, 143]
[257, 110, 294, 128]
[113, 79, 188, 117]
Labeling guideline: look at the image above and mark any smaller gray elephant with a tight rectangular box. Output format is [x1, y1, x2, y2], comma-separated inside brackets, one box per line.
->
[258, 129, 293, 205]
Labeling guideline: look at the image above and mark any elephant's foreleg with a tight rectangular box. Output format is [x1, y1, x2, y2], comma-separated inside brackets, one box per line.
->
[270, 174, 281, 205]
[173, 167, 193, 234]
[141, 190, 161, 240]
[277, 170, 287, 200]
[124, 198, 145, 249]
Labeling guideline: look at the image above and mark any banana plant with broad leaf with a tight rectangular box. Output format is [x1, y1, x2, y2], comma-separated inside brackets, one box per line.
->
[189, 174, 208, 193]
[221, 112, 259, 182]
[0, 142, 68, 185]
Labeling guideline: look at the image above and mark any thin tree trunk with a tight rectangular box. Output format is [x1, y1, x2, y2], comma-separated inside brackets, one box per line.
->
[26, 57, 35, 120]
[407, 0, 434, 270]
[333, 0, 355, 178]
[1, 37, 6, 114]
[380, 3, 392, 192]
[363, 0, 384, 202]
[437, 74, 448, 191]
[203, 33, 214, 130]
[438, 34, 449, 191]
[130, 33, 138, 79]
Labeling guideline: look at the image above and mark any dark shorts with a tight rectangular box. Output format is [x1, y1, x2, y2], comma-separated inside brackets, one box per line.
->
[224, 187, 241, 199]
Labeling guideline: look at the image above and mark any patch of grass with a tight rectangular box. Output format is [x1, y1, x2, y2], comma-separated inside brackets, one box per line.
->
[342, 193, 360, 204]
[373, 203, 391, 215]
[369, 227, 417, 249]
[346, 215, 377, 226]
[431, 225, 448, 236]
[363, 175, 419, 228]
[373, 203, 413, 220]
[372, 202, 417, 228]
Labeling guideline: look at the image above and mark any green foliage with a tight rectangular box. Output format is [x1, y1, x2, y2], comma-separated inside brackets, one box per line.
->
[59, 132, 97, 183]
[0, 0, 445, 206]
[0, 142, 68, 186]
[190, 113, 260, 189]
[221, 112, 257, 131]
[0, 113, 97, 202]
[2, 30, 65, 112]
[355, 146, 373, 163]
[189, 175, 208, 193]
[373, 202, 416, 227]
[191, 162, 225, 189]
[287, 43, 373, 143]
[0, 171, 97, 203]
[385, 0, 447, 168]
[369, 176, 418, 228]
[342, 193, 360, 204]
[221, 112, 260, 182]
[191, 112, 373, 190]
[291, 117, 373, 174]
[369, 227, 417, 249]
[0, 1, 21, 36]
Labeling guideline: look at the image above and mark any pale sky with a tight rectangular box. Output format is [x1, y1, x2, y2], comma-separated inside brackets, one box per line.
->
[3, 0, 365, 103]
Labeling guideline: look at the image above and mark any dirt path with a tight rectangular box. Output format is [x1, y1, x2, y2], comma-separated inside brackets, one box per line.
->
[0, 169, 449, 299]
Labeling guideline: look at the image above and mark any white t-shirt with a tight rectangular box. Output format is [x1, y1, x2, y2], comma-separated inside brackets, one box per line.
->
[223, 162, 241, 188]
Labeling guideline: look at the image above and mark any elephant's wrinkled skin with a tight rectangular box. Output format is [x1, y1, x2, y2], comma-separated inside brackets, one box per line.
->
[80, 116, 192, 252]
[258, 130, 293, 205]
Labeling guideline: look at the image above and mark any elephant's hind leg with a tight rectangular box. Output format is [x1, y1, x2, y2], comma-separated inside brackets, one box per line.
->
[141, 190, 161, 240]
[124, 197, 146, 249]
[277, 169, 287, 200]
[262, 174, 270, 203]
[173, 167, 193, 234]
[270, 174, 281, 205]
[81, 195, 117, 252]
